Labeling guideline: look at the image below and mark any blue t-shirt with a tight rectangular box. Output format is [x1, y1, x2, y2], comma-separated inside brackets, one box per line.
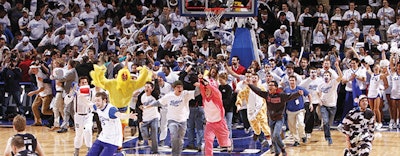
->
[284, 86, 309, 112]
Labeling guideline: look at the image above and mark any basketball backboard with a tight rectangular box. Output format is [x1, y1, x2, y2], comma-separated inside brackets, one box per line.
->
[179, 0, 257, 17]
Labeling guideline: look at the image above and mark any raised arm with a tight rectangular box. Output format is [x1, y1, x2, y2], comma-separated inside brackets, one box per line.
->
[89, 64, 110, 89]
[248, 84, 268, 99]
[130, 66, 153, 92]
[335, 60, 343, 82]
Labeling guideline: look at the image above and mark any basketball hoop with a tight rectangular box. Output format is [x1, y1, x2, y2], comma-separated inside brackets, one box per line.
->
[205, 8, 225, 30]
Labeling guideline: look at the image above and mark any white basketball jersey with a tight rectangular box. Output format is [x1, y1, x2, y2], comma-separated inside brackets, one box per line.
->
[97, 104, 122, 147]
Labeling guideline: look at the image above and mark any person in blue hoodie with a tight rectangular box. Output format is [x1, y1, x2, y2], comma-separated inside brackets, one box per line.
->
[284, 75, 312, 147]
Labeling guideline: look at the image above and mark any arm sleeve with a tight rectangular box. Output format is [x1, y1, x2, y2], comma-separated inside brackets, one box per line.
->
[108, 107, 118, 119]
[248, 84, 268, 99]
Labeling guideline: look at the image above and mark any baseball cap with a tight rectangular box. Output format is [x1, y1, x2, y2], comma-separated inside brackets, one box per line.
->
[177, 57, 184, 63]
[157, 72, 167, 82]
[280, 25, 287, 30]
[359, 95, 367, 101]
[78, 21, 85, 27]
[29, 65, 40, 69]
[22, 7, 29, 13]
[22, 36, 29, 42]
[154, 61, 161, 67]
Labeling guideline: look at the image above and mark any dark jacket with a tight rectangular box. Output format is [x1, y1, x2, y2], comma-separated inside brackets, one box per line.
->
[2, 67, 22, 92]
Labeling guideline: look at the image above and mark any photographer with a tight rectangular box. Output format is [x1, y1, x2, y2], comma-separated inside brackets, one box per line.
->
[1, 59, 24, 117]
[179, 64, 204, 151]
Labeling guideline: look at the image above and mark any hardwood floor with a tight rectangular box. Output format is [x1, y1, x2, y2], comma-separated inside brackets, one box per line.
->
[1, 126, 399, 155]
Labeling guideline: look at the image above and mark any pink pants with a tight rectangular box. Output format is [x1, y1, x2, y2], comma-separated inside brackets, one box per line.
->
[204, 119, 232, 156]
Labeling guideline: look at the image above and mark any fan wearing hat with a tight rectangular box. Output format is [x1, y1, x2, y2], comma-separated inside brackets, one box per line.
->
[18, 8, 30, 36]
[172, 57, 186, 71]
[70, 34, 90, 51]
[147, 17, 168, 45]
[27, 11, 50, 47]
[339, 94, 375, 156]
[100, 34, 120, 54]
[27, 62, 53, 126]
[70, 21, 88, 39]
[119, 28, 135, 47]
[274, 24, 290, 47]
[14, 36, 36, 53]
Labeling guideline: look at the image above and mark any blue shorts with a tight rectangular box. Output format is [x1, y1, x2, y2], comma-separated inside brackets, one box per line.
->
[87, 140, 118, 156]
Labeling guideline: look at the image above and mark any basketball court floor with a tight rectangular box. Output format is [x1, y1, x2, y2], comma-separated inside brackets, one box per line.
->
[1, 119, 399, 156]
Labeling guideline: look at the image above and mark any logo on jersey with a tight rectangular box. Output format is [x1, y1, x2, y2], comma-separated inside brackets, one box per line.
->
[170, 99, 183, 107]
[321, 86, 332, 93]
[308, 85, 318, 91]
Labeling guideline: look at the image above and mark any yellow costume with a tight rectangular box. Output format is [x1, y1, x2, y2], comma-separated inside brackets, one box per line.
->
[90, 64, 152, 134]
[236, 85, 270, 137]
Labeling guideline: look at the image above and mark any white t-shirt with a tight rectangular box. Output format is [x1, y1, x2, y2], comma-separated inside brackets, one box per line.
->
[343, 68, 367, 91]
[159, 90, 195, 122]
[120, 15, 136, 28]
[27, 19, 50, 40]
[318, 79, 340, 107]
[141, 94, 160, 122]
[313, 31, 326, 44]
[344, 27, 360, 48]
[387, 23, 400, 43]
[36, 70, 52, 97]
[300, 77, 324, 104]
[377, 7, 395, 26]
[298, 13, 312, 31]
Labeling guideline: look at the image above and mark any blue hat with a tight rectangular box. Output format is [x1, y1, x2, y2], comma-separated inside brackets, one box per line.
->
[157, 72, 167, 82]
[154, 61, 161, 66]
[197, 58, 205, 64]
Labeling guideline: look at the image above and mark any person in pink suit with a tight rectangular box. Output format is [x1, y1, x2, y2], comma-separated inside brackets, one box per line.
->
[198, 74, 232, 156]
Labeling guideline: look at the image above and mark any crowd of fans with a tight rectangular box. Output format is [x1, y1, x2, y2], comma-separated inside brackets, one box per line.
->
[1, 0, 400, 155]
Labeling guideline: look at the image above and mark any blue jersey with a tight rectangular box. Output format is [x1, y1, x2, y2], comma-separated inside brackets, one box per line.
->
[284, 86, 309, 112]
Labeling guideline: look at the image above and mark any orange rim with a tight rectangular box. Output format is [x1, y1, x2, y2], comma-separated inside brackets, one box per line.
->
[204, 8, 225, 15]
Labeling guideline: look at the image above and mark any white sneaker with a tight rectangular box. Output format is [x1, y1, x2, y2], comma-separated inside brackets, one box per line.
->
[389, 120, 395, 130]
[306, 133, 311, 139]
[376, 123, 383, 131]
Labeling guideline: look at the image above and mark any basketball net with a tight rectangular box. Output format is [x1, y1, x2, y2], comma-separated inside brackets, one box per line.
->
[205, 8, 225, 30]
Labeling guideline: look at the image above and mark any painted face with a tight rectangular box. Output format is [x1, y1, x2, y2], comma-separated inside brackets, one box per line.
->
[323, 73, 331, 82]
[310, 70, 318, 78]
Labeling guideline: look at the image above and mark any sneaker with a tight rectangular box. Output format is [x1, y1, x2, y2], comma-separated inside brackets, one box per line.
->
[269, 145, 275, 154]
[327, 138, 333, 145]
[261, 140, 269, 148]
[376, 123, 383, 131]
[159, 140, 165, 146]
[282, 148, 287, 156]
[186, 145, 196, 150]
[138, 140, 144, 145]
[302, 137, 307, 143]
[389, 121, 394, 130]
[293, 141, 300, 146]
[252, 134, 259, 141]
[306, 133, 311, 139]
[57, 128, 68, 133]
[31, 122, 42, 126]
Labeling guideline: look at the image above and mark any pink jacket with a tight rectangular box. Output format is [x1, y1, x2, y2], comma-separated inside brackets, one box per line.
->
[199, 79, 225, 122]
